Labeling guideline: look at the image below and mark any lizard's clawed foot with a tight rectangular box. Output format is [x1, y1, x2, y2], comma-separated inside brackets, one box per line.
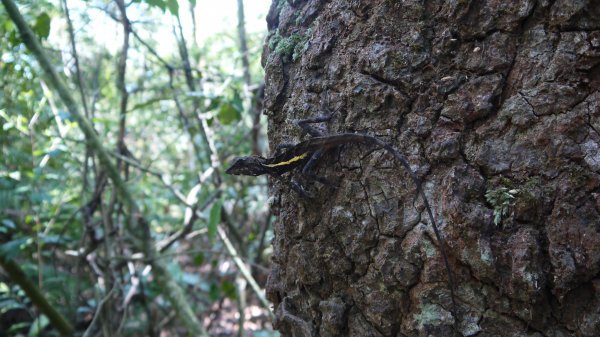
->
[290, 180, 315, 200]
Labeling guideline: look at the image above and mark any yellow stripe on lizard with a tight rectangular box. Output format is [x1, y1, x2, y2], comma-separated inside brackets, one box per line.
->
[265, 152, 309, 167]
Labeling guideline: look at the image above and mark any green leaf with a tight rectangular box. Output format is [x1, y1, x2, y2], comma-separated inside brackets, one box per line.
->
[145, 0, 166, 11]
[166, 0, 179, 16]
[39, 234, 68, 245]
[0, 298, 26, 312]
[9, 322, 30, 335]
[31, 191, 50, 203]
[33, 13, 51, 40]
[8, 171, 21, 180]
[1, 219, 16, 229]
[27, 314, 49, 337]
[207, 198, 223, 241]
[206, 96, 222, 111]
[3, 19, 14, 32]
[208, 282, 220, 301]
[221, 280, 236, 300]
[8, 30, 21, 46]
[493, 212, 501, 226]
[231, 90, 244, 113]
[217, 102, 241, 125]
[193, 253, 204, 266]
[15, 185, 31, 194]
[0, 238, 31, 260]
[1, 219, 16, 231]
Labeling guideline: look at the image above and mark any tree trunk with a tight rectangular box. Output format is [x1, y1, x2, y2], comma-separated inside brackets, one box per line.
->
[262, 1, 600, 336]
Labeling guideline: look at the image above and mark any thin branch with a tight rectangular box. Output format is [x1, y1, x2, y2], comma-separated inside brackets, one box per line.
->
[110, 149, 221, 252]
[168, 69, 206, 166]
[60, 0, 90, 117]
[131, 28, 173, 69]
[236, 0, 264, 155]
[173, 15, 223, 184]
[189, 0, 198, 46]
[106, 247, 270, 275]
[217, 225, 274, 320]
[88, 5, 175, 71]
[236, 0, 251, 86]
[115, 0, 131, 171]
[157, 190, 220, 252]
[108, 151, 213, 207]
[82, 285, 117, 337]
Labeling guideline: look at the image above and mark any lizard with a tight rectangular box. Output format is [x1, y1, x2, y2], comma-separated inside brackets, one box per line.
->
[226, 114, 458, 320]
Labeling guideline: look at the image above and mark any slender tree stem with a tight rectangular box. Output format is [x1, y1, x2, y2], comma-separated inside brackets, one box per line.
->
[0, 254, 74, 336]
[60, 0, 90, 117]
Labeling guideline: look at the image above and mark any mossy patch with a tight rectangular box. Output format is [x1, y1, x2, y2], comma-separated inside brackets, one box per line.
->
[268, 29, 310, 62]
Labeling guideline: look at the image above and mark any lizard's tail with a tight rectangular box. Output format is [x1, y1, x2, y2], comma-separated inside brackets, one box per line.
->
[370, 137, 458, 322]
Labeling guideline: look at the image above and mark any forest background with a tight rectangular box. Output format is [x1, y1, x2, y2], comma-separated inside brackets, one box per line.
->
[1, 0, 276, 336]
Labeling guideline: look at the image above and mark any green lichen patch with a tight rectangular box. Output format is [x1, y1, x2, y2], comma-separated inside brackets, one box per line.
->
[413, 303, 454, 330]
[268, 29, 310, 62]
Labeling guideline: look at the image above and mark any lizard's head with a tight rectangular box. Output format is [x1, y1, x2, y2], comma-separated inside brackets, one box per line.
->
[225, 156, 268, 176]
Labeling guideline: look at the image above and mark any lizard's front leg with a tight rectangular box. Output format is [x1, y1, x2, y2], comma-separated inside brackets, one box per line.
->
[293, 114, 333, 137]
[272, 175, 314, 199]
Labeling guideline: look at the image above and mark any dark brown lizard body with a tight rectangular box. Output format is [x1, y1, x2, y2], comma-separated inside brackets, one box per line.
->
[226, 133, 385, 176]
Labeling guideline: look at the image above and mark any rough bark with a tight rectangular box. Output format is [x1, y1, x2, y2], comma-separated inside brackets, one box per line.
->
[261, 0, 600, 336]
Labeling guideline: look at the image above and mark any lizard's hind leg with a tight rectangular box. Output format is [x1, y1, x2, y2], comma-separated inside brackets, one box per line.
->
[301, 150, 337, 187]
[290, 179, 314, 199]
[293, 114, 333, 137]
[281, 150, 337, 199]
[273, 175, 314, 199]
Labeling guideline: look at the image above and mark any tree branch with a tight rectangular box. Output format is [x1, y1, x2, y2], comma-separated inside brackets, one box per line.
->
[0, 254, 74, 336]
[60, 0, 90, 117]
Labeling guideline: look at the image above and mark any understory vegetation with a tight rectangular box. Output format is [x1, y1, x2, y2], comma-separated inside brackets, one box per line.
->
[0, 0, 274, 335]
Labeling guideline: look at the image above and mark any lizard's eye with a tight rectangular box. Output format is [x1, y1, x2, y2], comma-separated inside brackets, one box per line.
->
[225, 157, 244, 174]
